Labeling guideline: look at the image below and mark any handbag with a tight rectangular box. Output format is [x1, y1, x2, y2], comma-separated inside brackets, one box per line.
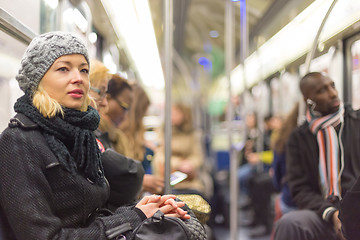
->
[101, 148, 145, 208]
[175, 194, 211, 224]
[133, 210, 191, 240]
[133, 209, 207, 240]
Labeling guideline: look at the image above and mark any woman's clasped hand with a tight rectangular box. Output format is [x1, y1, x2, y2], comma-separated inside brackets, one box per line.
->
[135, 194, 191, 219]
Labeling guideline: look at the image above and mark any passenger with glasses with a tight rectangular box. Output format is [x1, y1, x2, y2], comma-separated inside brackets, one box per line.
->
[112, 96, 130, 112]
[89, 61, 145, 209]
[91, 86, 108, 100]
[98, 73, 133, 156]
[88, 60, 110, 115]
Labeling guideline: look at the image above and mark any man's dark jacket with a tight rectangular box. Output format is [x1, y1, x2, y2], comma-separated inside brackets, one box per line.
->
[339, 168, 360, 239]
[286, 105, 360, 218]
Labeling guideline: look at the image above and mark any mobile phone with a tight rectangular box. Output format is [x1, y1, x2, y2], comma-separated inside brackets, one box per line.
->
[170, 171, 188, 186]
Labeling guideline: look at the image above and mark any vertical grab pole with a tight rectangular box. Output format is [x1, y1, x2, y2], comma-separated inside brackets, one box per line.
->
[304, 0, 338, 73]
[239, 0, 247, 67]
[229, 0, 248, 239]
[225, 1, 238, 239]
[164, 0, 173, 194]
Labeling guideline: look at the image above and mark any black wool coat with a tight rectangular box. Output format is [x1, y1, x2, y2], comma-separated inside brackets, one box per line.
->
[0, 113, 144, 240]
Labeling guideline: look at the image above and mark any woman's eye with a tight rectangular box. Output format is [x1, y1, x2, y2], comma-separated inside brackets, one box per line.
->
[58, 67, 68, 72]
[81, 68, 89, 74]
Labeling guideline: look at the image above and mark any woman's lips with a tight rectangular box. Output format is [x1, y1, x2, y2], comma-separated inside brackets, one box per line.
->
[68, 89, 84, 98]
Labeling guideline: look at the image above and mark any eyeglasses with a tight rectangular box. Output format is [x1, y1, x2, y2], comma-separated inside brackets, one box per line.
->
[113, 98, 130, 111]
[90, 87, 107, 100]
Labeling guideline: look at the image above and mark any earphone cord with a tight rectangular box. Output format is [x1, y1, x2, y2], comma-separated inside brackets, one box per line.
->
[338, 119, 345, 200]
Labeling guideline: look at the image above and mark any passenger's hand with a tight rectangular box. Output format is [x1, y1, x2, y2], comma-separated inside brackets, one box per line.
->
[161, 198, 190, 220]
[244, 140, 254, 155]
[332, 210, 346, 240]
[178, 160, 196, 180]
[138, 194, 175, 205]
[268, 168, 274, 177]
[135, 194, 190, 220]
[142, 174, 164, 194]
[135, 194, 170, 218]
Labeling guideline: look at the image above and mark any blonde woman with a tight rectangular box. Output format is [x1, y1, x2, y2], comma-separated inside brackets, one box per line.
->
[0, 32, 197, 240]
[88, 59, 110, 114]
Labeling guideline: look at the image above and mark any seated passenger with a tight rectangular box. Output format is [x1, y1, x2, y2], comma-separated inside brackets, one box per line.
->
[152, 103, 213, 200]
[98, 73, 133, 156]
[237, 113, 260, 201]
[119, 83, 165, 195]
[0, 31, 198, 240]
[243, 115, 282, 237]
[274, 72, 360, 240]
[271, 103, 299, 221]
[88, 60, 144, 208]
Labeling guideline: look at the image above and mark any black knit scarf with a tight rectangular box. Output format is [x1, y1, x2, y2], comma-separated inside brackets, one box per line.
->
[14, 94, 104, 184]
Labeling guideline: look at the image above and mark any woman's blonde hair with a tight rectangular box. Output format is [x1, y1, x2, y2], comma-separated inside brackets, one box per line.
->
[88, 59, 110, 109]
[32, 84, 91, 118]
[89, 59, 110, 86]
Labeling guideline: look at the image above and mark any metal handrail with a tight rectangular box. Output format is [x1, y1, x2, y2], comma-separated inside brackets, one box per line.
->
[298, 0, 338, 125]
[0, 8, 36, 44]
[164, 0, 173, 194]
[225, 1, 238, 239]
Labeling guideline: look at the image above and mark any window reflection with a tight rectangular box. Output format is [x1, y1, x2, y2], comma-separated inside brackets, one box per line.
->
[351, 39, 360, 110]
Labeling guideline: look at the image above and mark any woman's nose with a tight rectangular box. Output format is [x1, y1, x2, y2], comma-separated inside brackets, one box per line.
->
[71, 70, 84, 84]
[99, 96, 108, 107]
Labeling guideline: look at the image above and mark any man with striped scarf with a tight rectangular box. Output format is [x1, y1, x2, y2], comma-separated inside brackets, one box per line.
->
[274, 72, 360, 240]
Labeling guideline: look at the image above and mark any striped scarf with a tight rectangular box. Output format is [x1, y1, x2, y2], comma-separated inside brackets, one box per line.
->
[306, 104, 344, 198]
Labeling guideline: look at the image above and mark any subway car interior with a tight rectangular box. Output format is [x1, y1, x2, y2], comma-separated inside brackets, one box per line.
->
[1, 0, 360, 239]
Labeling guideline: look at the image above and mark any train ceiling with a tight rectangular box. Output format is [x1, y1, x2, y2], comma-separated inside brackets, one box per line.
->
[146, 0, 315, 99]
[89, 0, 315, 99]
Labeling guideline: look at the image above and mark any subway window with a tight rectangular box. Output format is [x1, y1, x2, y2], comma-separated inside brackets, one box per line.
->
[351, 38, 360, 110]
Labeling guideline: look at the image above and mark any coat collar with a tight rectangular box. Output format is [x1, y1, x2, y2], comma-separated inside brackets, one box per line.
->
[9, 113, 38, 129]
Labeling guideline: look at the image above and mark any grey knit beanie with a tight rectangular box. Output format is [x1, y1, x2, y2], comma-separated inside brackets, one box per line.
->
[16, 31, 89, 95]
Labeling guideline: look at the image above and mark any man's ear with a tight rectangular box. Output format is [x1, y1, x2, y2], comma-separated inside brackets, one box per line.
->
[303, 95, 308, 103]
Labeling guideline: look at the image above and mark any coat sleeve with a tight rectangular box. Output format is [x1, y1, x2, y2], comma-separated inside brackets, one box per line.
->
[0, 128, 143, 240]
[286, 130, 334, 218]
[339, 176, 360, 240]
